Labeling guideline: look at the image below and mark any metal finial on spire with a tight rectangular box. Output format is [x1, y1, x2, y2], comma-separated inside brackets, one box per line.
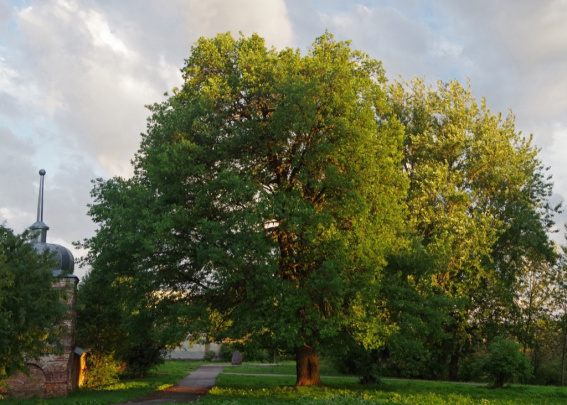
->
[30, 169, 49, 243]
[37, 169, 46, 222]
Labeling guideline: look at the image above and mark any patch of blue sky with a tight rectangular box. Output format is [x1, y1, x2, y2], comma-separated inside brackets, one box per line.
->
[0, 0, 28, 39]
[356, 1, 460, 45]
[1, 117, 35, 140]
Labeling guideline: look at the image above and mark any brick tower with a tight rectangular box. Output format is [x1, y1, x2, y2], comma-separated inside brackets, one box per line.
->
[2, 170, 81, 398]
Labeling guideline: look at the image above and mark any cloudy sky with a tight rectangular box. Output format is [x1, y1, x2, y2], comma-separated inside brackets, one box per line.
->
[1, 0, 567, 279]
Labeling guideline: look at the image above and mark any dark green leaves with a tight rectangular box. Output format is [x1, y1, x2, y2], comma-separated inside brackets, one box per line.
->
[0, 225, 66, 379]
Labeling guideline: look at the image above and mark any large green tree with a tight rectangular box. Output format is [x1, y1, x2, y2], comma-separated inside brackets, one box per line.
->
[0, 225, 65, 380]
[386, 79, 558, 379]
[80, 32, 407, 385]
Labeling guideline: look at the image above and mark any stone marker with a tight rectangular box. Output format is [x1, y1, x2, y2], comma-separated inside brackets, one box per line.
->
[231, 350, 243, 365]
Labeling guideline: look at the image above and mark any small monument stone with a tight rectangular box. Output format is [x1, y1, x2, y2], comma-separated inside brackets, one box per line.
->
[231, 350, 243, 365]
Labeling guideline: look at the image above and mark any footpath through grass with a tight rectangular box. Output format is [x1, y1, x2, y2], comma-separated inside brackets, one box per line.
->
[0, 360, 208, 405]
[203, 363, 567, 405]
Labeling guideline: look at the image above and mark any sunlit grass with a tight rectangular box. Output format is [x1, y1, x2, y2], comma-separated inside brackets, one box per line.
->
[4, 361, 567, 404]
[200, 372, 567, 405]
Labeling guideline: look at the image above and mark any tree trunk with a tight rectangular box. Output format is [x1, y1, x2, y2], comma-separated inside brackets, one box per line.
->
[449, 348, 460, 381]
[296, 346, 323, 386]
[494, 374, 505, 388]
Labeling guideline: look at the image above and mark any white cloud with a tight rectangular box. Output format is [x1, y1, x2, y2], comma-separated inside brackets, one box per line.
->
[178, 0, 293, 49]
[8, 0, 294, 179]
[12, 1, 170, 177]
[83, 8, 132, 57]
[312, 3, 467, 83]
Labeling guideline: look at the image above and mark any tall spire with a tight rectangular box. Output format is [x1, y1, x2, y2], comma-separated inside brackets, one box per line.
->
[30, 169, 49, 243]
[37, 169, 45, 223]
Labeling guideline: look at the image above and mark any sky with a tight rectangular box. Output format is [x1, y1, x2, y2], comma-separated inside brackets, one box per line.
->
[1, 0, 567, 279]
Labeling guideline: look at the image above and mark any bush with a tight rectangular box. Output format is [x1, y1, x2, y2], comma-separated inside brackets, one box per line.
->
[204, 350, 216, 362]
[120, 342, 165, 378]
[82, 353, 121, 388]
[475, 336, 533, 388]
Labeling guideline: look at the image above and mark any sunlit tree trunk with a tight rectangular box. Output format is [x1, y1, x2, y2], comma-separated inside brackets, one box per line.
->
[296, 345, 323, 386]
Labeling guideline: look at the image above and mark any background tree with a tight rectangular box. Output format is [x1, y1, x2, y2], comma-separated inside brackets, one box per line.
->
[79, 32, 407, 386]
[474, 336, 533, 388]
[525, 230, 567, 385]
[0, 224, 65, 380]
[76, 179, 205, 377]
[385, 79, 558, 380]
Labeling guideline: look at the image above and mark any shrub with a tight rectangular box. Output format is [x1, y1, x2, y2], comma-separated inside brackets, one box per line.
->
[475, 336, 533, 388]
[204, 350, 216, 362]
[82, 353, 121, 388]
[120, 342, 165, 378]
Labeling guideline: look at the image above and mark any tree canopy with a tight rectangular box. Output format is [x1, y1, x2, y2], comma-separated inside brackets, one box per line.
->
[78, 32, 560, 386]
[79, 32, 408, 385]
[0, 225, 65, 380]
[378, 78, 559, 380]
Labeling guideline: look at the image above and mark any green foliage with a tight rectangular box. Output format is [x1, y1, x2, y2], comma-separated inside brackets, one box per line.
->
[77, 31, 560, 385]
[385, 78, 558, 379]
[475, 336, 533, 388]
[0, 224, 66, 380]
[205, 350, 216, 362]
[76, 228, 205, 377]
[81, 353, 121, 388]
[377, 241, 454, 379]
[79, 31, 408, 384]
[119, 341, 165, 378]
[219, 343, 233, 362]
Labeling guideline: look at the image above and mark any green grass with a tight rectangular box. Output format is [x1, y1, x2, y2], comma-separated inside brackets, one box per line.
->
[225, 361, 346, 377]
[5, 361, 567, 404]
[1, 360, 207, 405]
[200, 370, 567, 404]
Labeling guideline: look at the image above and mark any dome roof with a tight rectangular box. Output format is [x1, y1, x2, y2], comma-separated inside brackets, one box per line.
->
[33, 242, 75, 276]
[29, 169, 75, 276]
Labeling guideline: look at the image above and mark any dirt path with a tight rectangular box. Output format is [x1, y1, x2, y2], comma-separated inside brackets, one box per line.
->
[115, 365, 224, 405]
[115, 365, 486, 404]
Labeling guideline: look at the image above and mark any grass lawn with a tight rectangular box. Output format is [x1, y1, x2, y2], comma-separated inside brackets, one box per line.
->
[202, 363, 567, 405]
[0, 360, 208, 405]
[4, 361, 567, 404]
[224, 361, 346, 377]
